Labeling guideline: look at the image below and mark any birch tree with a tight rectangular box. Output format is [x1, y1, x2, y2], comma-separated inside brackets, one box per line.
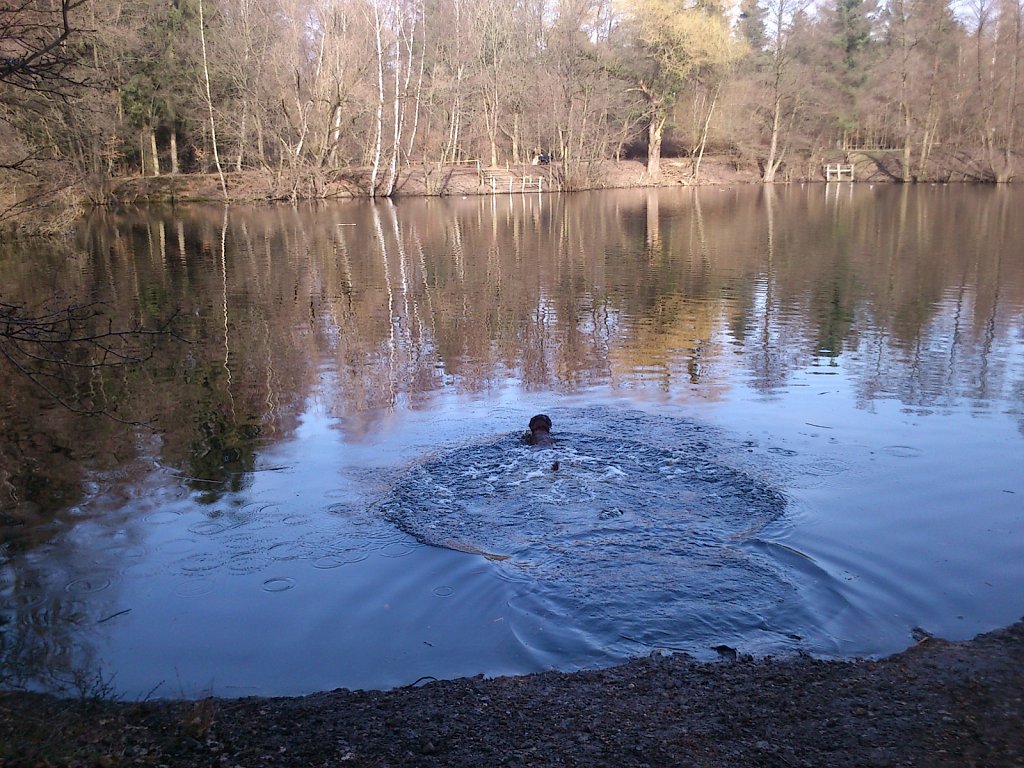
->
[881, 0, 958, 181]
[759, 0, 811, 182]
[197, 0, 227, 197]
[971, 0, 1022, 180]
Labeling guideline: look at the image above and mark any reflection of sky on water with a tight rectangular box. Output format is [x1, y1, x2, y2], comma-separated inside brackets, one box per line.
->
[1, 185, 1023, 698]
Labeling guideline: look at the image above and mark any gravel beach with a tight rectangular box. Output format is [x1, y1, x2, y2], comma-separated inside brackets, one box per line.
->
[2, 620, 1022, 767]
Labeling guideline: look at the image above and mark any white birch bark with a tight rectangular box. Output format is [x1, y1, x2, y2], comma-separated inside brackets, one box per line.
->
[198, 0, 228, 199]
[370, 0, 386, 197]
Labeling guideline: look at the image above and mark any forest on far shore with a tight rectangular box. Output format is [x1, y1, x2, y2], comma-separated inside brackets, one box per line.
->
[1, 0, 1021, 225]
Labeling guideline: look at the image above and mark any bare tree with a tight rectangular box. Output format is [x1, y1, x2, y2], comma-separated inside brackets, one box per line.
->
[197, 0, 227, 198]
[759, 0, 811, 182]
[614, 0, 740, 179]
[882, 0, 958, 182]
[0, 0, 92, 230]
[0, 0, 88, 97]
[970, 0, 1022, 180]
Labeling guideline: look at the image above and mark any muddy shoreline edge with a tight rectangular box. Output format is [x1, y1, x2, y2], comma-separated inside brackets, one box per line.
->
[3, 620, 1022, 767]
[100, 154, 1001, 208]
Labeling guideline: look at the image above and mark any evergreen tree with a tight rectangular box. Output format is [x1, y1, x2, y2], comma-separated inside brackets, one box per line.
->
[738, 0, 768, 52]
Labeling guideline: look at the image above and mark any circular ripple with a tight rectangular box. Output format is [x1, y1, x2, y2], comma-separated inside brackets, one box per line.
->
[267, 541, 313, 560]
[325, 502, 359, 518]
[158, 538, 199, 555]
[378, 541, 419, 558]
[189, 521, 229, 536]
[801, 458, 849, 477]
[145, 510, 182, 525]
[115, 545, 149, 560]
[882, 445, 923, 458]
[312, 551, 369, 569]
[262, 577, 296, 593]
[237, 502, 281, 518]
[175, 578, 216, 598]
[226, 553, 274, 575]
[64, 577, 113, 594]
[179, 552, 226, 573]
[0, 591, 47, 610]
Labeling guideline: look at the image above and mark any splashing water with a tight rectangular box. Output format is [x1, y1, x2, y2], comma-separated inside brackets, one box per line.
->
[380, 409, 812, 653]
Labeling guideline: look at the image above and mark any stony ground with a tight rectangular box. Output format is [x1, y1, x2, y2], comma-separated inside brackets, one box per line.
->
[2, 621, 1022, 767]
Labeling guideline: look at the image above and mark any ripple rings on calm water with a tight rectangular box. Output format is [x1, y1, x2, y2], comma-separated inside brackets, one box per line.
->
[145, 510, 183, 525]
[226, 553, 274, 575]
[174, 578, 217, 598]
[64, 577, 114, 594]
[882, 445, 924, 458]
[178, 552, 228, 573]
[312, 552, 369, 569]
[262, 577, 296, 593]
[188, 520, 230, 536]
[157, 538, 200, 555]
[377, 540, 420, 558]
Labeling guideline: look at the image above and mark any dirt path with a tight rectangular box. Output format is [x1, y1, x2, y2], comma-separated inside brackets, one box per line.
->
[2, 621, 1022, 767]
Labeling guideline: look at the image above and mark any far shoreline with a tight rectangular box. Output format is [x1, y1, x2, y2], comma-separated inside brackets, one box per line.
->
[98, 154, 1011, 208]
[5, 154, 1013, 236]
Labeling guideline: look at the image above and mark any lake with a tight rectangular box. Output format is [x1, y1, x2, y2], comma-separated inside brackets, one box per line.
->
[1, 184, 1022, 699]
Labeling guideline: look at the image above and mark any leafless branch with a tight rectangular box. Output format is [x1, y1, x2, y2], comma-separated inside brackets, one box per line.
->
[0, 299, 185, 423]
[0, 0, 91, 97]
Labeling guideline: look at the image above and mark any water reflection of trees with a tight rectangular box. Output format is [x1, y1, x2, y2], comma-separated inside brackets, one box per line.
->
[3, 186, 1023, 519]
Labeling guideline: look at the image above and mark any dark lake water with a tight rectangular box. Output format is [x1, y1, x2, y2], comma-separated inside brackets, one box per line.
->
[1, 185, 1022, 699]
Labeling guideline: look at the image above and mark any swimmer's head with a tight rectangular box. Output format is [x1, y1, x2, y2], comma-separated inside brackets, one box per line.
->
[529, 414, 552, 433]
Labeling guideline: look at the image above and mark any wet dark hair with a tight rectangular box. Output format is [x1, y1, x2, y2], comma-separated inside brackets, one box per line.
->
[529, 414, 552, 432]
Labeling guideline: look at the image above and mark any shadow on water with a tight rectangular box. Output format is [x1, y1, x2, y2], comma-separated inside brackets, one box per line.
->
[380, 407, 849, 657]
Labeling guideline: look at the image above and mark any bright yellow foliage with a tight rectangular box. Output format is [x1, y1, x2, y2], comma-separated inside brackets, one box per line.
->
[619, 0, 743, 94]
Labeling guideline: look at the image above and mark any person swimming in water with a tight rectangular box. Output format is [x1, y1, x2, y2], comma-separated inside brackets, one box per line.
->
[527, 414, 554, 447]
[526, 414, 559, 470]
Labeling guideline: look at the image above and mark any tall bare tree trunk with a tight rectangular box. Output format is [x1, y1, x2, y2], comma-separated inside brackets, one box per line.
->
[169, 129, 179, 175]
[385, 8, 417, 197]
[901, 104, 913, 182]
[386, 35, 402, 195]
[998, 0, 1021, 182]
[369, 0, 386, 197]
[763, 93, 782, 182]
[149, 127, 160, 176]
[198, 0, 227, 199]
[235, 101, 247, 172]
[406, 14, 426, 160]
[692, 84, 720, 181]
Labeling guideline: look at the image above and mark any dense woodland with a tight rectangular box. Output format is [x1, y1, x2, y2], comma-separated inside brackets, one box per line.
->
[0, 0, 1021, 220]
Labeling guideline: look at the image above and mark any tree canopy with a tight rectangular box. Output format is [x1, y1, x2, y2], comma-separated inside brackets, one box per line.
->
[1, 0, 1022, 219]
